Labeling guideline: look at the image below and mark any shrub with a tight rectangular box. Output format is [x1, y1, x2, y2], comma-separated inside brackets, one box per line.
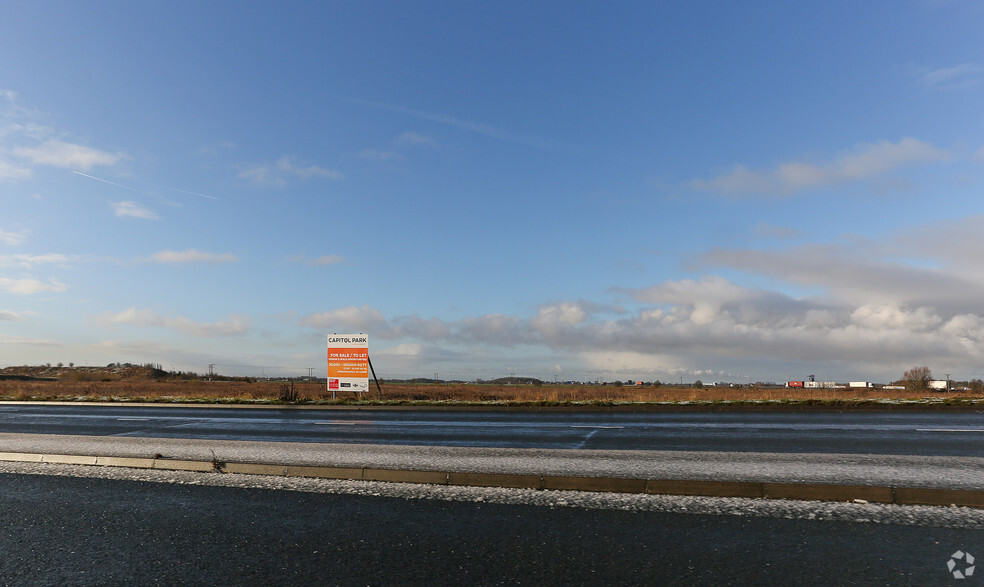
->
[279, 382, 299, 402]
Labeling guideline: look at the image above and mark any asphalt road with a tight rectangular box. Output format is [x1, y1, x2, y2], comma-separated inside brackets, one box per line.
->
[2, 404, 984, 456]
[1, 470, 980, 585]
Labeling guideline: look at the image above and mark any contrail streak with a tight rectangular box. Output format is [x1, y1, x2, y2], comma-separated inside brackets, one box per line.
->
[342, 97, 570, 152]
[73, 171, 219, 200]
[148, 183, 220, 200]
[72, 170, 141, 192]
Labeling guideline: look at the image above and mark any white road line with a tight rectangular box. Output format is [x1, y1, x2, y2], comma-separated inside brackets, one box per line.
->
[571, 425, 625, 429]
[116, 418, 149, 421]
[314, 422, 358, 426]
[916, 428, 984, 433]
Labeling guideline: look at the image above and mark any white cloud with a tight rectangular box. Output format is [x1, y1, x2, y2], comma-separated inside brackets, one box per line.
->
[0, 334, 58, 347]
[753, 222, 801, 240]
[0, 228, 28, 246]
[358, 149, 403, 161]
[690, 138, 949, 196]
[276, 156, 341, 179]
[530, 302, 589, 338]
[240, 156, 344, 187]
[299, 304, 388, 332]
[850, 303, 941, 332]
[455, 313, 526, 346]
[13, 139, 122, 171]
[0, 309, 24, 321]
[0, 277, 67, 295]
[394, 132, 437, 147]
[112, 201, 159, 220]
[917, 63, 983, 90]
[0, 159, 32, 180]
[288, 254, 345, 266]
[1, 93, 124, 184]
[96, 307, 250, 337]
[0, 253, 71, 268]
[0, 122, 53, 141]
[701, 237, 983, 316]
[357, 99, 567, 151]
[196, 141, 237, 156]
[293, 274, 984, 380]
[389, 315, 452, 340]
[149, 249, 238, 264]
[287, 210, 984, 381]
[310, 255, 344, 266]
[302, 254, 345, 266]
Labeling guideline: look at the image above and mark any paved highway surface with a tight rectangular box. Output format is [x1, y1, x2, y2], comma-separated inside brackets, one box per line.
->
[2, 404, 983, 456]
[3, 404, 984, 584]
[1, 466, 981, 585]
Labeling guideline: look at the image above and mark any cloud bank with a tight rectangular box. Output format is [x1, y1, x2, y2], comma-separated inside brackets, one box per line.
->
[97, 307, 250, 337]
[690, 138, 948, 196]
[295, 215, 984, 380]
[148, 249, 238, 264]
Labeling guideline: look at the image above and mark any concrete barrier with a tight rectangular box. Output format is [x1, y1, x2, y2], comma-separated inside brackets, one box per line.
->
[449, 472, 543, 489]
[894, 487, 984, 507]
[364, 468, 449, 485]
[284, 465, 363, 480]
[223, 462, 288, 476]
[647, 479, 762, 498]
[95, 456, 157, 469]
[0, 451, 43, 462]
[42, 454, 98, 465]
[543, 475, 647, 493]
[152, 458, 216, 472]
[763, 483, 895, 504]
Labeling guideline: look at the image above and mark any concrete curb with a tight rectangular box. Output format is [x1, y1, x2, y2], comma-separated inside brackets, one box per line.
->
[2, 450, 982, 508]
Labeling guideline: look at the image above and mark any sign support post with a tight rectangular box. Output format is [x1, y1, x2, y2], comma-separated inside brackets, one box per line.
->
[367, 354, 383, 398]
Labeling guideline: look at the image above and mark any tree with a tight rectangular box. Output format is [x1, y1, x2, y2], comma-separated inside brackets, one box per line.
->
[693, 380, 704, 388]
[902, 366, 932, 392]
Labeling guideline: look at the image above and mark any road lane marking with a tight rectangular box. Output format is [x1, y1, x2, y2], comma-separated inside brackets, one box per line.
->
[314, 422, 359, 425]
[116, 418, 149, 421]
[571, 425, 625, 429]
[916, 428, 984, 432]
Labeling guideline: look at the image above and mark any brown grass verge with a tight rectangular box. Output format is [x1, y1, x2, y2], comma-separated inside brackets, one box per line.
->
[0, 380, 980, 405]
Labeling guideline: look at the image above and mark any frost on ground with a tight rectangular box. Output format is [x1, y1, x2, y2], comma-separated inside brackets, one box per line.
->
[2, 460, 983, 530]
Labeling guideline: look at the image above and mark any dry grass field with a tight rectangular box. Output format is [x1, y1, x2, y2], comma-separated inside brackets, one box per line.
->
[1, 377, 981, 405]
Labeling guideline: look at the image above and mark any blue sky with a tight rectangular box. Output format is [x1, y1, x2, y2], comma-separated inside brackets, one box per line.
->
[3, 1, 984, 383]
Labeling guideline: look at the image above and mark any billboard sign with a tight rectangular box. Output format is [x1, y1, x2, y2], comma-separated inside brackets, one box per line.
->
[327, 334, 369, 393]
